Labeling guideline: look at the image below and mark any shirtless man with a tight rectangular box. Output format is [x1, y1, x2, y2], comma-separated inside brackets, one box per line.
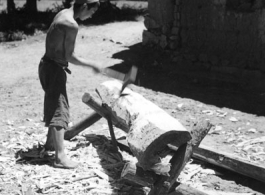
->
[38, 0, 101, 169]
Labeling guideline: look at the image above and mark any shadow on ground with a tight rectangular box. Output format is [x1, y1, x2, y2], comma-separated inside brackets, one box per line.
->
[15, 145, 54, 167]
[82, 133, 147, 194]
[109, 43, 265, 116]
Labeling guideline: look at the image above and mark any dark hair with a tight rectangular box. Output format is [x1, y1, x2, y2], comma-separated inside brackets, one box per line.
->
[74, 2, 99, 11]
[86, 2, 100, 10]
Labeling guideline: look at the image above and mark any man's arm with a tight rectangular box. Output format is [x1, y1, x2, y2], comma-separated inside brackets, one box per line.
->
[63, 22, 102, 72]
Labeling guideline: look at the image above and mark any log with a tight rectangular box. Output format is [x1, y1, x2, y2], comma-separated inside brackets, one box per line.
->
[121, 162, 208, 195]
[64, 112, 102, 140]
[94, 80, 191, 170]
[193, 144, 265, 183]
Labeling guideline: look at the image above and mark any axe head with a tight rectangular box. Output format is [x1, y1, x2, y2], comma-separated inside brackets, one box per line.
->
[102, 66, 138, 96]
[119, 66, 138, 95]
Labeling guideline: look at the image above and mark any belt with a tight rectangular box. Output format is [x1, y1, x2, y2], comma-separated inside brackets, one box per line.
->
[42, 56, 71, 74]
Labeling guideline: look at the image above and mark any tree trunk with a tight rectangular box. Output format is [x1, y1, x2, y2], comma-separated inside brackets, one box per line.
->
[26, 0, 37, 13]
[94, 80, 191, 170]
[62, 0, 74, 8]
[7, 0, 15, 13]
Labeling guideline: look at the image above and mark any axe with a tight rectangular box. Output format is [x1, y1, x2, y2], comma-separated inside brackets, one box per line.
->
[102, 66, 138, 96]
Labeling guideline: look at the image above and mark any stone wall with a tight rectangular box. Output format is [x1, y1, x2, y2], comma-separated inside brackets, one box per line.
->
[143, 0, 265, 90]
[143, 0, 180, 49]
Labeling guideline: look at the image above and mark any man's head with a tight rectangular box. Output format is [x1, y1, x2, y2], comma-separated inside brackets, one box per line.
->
[74, 0, 100, 21]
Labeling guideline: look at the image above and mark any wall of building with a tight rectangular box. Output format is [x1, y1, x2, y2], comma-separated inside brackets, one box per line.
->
[143, 0, 265, 91]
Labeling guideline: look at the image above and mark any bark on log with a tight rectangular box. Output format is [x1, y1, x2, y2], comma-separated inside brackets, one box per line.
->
[95, 80, 191, 170]
[64, 112, 102, 140]
[193, 144, 265, 183]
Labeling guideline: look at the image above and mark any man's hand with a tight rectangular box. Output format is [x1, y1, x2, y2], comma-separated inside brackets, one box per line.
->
[92, 66, 102, 74]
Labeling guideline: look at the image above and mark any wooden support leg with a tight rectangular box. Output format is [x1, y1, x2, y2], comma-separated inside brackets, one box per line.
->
[64, 112, 102, 140]
[106, 114, 118, 152]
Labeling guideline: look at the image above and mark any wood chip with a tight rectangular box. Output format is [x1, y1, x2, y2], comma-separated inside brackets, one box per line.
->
[93, 169, 109, 181]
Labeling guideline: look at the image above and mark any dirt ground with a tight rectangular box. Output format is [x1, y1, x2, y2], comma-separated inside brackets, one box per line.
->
[1, 18, 265, 195]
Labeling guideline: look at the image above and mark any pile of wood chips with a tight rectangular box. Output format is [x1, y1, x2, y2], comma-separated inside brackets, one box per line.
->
[0, 118, 262, 195]
[0, 121, 149, 195]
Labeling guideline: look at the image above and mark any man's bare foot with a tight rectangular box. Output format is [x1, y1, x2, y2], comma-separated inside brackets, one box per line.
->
[53, 157, 79, 169]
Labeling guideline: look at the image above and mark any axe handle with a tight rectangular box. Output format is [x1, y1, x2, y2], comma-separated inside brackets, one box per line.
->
[102, 68, 125, 81]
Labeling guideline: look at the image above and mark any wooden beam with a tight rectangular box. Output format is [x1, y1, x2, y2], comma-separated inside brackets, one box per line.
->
[64, 112, 102, 140]
[82, 92, 129, 132]
[193, 145, 265, 183]
[95, 80, 191, 170]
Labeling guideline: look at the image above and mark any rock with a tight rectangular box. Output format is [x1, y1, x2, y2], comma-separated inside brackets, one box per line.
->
[160, 35, 168, 49]
[199, 53, 208, 63]
[142, 30, 159, 45]
[171, 27, 180, 35]
[209, 55, 219, 66]
[248, 128, 257, 133]
[183, 54, 197, 62]
[144, 16, 160, 30]
[162, 25, 171, 35]
[221, 60, 230, 67]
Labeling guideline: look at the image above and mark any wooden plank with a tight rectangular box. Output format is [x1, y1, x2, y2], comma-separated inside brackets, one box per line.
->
[193, 144, 265, 183]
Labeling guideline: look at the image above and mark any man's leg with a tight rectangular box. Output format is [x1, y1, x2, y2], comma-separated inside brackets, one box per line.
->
[51, 126, 78, 169]
[44, 128, 54, 151]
